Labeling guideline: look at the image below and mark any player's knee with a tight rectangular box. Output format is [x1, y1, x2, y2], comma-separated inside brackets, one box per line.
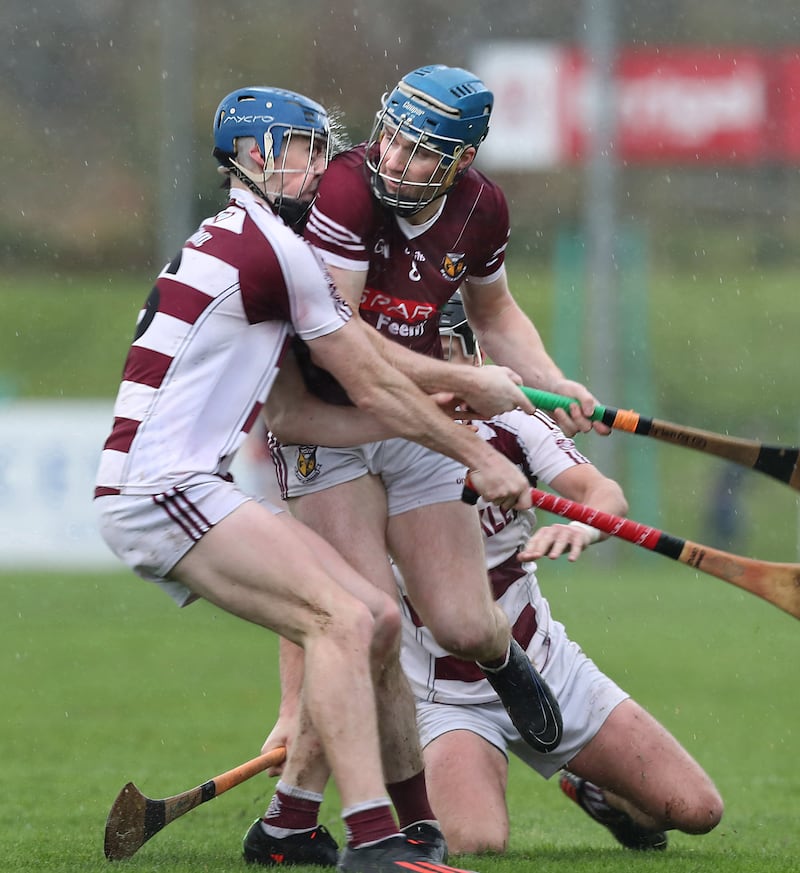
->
[430, 616, 500, 662]
[688, 786, 724, 833]
[328, 597, 376, 654]
[446, 822, 508, 854]
[370, 594, 402, 663]
[669, 784, 724, 834]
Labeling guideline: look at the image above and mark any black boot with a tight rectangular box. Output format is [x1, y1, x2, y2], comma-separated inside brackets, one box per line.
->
[479, 638, 563, 753]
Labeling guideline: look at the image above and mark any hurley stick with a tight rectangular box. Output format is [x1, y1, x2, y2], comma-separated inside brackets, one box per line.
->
[462, 483, 800, 620]
[528, 486, 800, 620]
[104, 746, 287, 860]
[521, 386, 800, 492]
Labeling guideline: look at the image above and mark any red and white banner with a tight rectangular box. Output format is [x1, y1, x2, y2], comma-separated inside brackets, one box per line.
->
[772, 50, 800, 162]
[473, 42, 800, 168]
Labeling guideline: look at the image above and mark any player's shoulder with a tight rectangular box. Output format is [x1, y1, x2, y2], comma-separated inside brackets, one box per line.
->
[330, 143, 368, 169]
[307, 145, 378, 247]
[190, 194, 262, 264]
[205, 191, 318, 284]
[444, 167, 509, 246]
[209, 189, 284, 242]
[319, 144, 370, 189]
[453, 165, 507, 211]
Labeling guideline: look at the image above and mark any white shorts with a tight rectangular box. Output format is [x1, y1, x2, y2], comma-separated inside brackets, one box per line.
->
[271, 437, 466, 516]
[415, 618, 629, 779]
[94, 474, 283, 606]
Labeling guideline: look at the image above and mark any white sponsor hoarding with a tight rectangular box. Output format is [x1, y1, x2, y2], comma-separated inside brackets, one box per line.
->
[473, 41, 566, 170]
[0, 401, 116, 568]
[0, 400, 270, 569]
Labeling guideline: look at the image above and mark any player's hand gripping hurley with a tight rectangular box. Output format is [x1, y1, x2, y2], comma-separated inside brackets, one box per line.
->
[104, 746, 287, 860]
[521, 386, 800, 492]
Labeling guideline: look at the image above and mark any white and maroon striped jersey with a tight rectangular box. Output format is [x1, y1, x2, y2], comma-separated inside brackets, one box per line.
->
[95, 188, 351, 497]
[398, 408, 591, 704]
[297, 146, 510, 403]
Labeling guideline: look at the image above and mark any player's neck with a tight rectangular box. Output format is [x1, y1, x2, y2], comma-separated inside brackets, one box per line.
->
[404, 195, 446, 227]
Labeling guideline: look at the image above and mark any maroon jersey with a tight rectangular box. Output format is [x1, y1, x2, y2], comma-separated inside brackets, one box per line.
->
[298, 145, 510, 403]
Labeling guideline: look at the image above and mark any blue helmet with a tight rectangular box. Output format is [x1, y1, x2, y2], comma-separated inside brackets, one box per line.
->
[212, 86, 329, 164]
[384, 66, 493, 154]
[366, 65, 493, 214]
[212, 86, 330, 227]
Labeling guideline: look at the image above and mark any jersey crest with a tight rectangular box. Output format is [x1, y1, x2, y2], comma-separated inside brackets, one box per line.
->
[441, 252, 467, 280]
[294, 445, 322, 481]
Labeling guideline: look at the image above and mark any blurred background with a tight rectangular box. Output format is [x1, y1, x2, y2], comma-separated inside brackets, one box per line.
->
[1, 0, 799, 568]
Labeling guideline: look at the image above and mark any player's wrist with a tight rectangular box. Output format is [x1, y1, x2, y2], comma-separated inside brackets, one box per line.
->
[569, 520, 602, 546]
[548, 374, 573, 395]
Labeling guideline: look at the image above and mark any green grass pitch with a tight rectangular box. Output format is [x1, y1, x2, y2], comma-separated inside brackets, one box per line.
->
[3, 556, 798, 873]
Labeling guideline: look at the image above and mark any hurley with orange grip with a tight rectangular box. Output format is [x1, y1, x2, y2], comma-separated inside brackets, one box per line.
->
[520, 386, 800, 492]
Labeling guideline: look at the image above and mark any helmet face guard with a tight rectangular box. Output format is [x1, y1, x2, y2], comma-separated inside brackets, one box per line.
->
[262, 124, 329, 226]
[212, 87, 331, 225]
[366, 65, 492, 216]
[365, 112, 464, 216]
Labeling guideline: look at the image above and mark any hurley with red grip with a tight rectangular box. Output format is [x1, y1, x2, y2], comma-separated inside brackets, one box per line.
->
[461, 478, 800, 621]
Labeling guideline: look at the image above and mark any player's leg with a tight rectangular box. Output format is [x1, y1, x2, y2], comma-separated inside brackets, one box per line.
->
[389, 498, 562, 754]
[103, 487, 460, 871]
[423, 730, 510, 854]
[243, 688, 339, 867]
[390, 499, 504, 661]
[171, 499, 394, 812]
[287, 474, 447, 858]
[270, 440, 434, 825]
[565, 698, 723, 835]
[288, 474, 428, 789]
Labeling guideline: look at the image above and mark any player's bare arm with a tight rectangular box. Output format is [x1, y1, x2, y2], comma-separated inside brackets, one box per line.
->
[266, 346, 480, 445]
[364, 327, 535, 419]
[308, 317, 532, 509]
[461, 274, 612, 437]
[265, 347, 394, 445]
[518, 464, 628, 562]
[260, 637, 305, 776]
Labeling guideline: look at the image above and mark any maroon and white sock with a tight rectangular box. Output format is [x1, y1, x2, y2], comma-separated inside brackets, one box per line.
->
[342, 798, 401, 849]
[261, 780, 323, 838]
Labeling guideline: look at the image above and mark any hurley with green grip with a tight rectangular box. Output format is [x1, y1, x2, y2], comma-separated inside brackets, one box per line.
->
[521, 386, 612, 426]
[520, 385, 800, 492]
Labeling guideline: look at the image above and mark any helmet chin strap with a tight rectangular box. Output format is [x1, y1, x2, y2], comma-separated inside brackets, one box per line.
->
[225, 132, 317, 230]
[226, 160, 311, 229]
[275, 196, 313, 230]
[228, 160, 273, 202]
[227, 130, 277, 204]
